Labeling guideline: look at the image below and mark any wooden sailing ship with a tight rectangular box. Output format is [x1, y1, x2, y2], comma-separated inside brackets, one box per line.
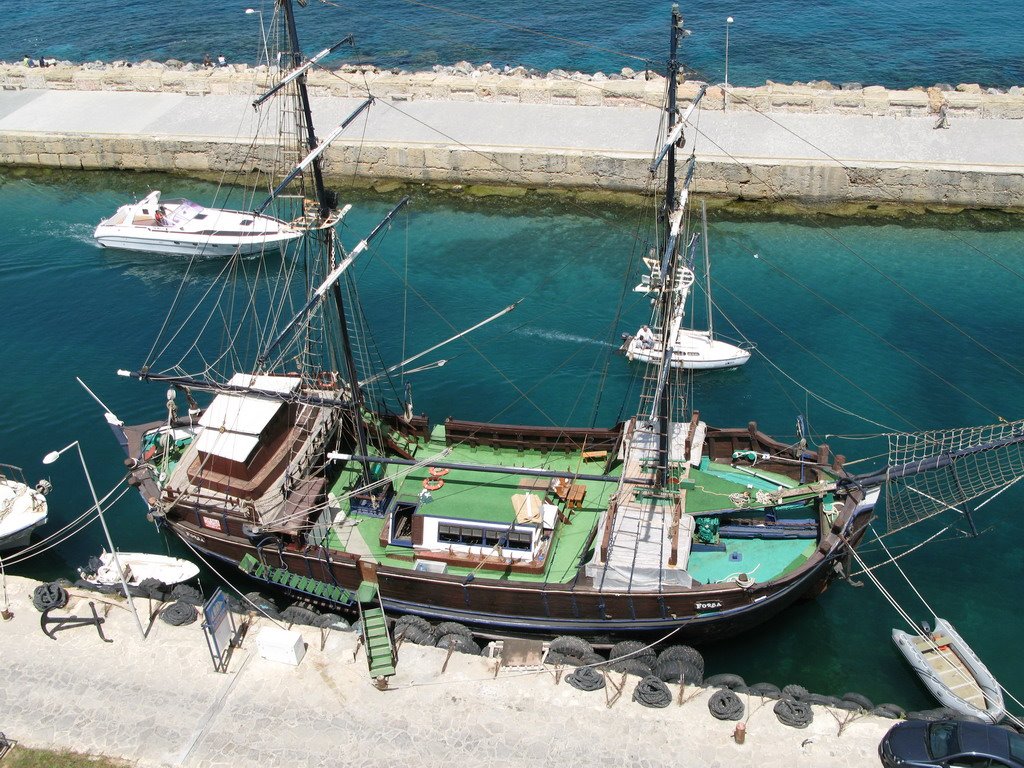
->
[101, 2, 1024, 646]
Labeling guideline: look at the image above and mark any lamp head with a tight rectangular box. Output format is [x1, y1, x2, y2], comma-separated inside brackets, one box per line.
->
[43, 451, 61, 465]
[245, 8, 256, 14]
[727, 16, 734, 23]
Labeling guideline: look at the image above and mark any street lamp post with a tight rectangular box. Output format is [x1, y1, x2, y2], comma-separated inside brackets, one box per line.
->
[725, 16, 734, 110]
[245, 7, 270, 65]
[44, 441, 146, 638]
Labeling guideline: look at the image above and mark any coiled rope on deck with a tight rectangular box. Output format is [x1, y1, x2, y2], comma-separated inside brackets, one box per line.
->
[632, 676, 672, 709]
[32, 582, 68, 612]
[708, 689, 745, 721]
[774, 698, 814, 728]
[160, 601, 198, 626]
[566, 665, 605, 692]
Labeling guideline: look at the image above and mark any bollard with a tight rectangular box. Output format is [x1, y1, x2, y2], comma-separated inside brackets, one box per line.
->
[733, 723, 746, 744]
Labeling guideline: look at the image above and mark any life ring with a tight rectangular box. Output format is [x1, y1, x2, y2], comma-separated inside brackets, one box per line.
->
[422, 477, 444, 491]
[428, 467, 450, 478]
[316, 370, 337, 389]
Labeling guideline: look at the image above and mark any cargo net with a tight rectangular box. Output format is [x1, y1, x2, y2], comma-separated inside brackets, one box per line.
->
[884, 418, 1024, 533]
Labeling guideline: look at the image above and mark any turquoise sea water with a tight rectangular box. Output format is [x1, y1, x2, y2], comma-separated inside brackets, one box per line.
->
[1, 168, 1022, 710]
[4, 0, 1023, 88]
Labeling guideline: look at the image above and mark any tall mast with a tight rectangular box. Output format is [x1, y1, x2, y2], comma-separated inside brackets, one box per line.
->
[281, 0, 330, 216]
[656, 4, 686, 487]
[280, 0, 371, 481]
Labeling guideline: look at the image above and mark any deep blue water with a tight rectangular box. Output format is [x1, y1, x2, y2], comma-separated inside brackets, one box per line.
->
[4, 0, 1023, 88]
[1, 168, 1022, 710]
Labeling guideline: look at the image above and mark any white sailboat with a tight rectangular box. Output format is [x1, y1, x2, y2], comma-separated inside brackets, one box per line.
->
[0, 464, 50, 552]
[623, 199, 751, 370]
[94, 190, 303, 257]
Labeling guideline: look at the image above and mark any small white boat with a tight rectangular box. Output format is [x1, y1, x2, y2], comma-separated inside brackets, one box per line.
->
[892, 617, 1006, 723]
[623, 327, 751, 370]
[80, 550, 200, 588]
[623, 202, 751, 371]
[0, 464, 50, 552]
[94, 190, 303, 257]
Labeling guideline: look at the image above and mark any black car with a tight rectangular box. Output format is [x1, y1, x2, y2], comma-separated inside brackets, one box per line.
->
[880, 719, 1024, 768]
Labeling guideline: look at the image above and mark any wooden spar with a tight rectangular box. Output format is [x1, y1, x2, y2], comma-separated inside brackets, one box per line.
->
[649, 84, 707, 174]
[327, 451, 655, 486]
[360, 302, 521, 386]
[253, 98, 373, 216]
[255, 197, 410, 367]
[252, 35, 354, 108]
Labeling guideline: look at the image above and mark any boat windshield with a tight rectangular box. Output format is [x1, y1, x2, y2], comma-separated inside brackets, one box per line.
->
[168, 200, 204, 226]
[927, 722, 960, 759]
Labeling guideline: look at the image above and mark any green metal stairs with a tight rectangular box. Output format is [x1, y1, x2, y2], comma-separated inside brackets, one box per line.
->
[238, 553, 355, 606]
[358, 583, 396, 680]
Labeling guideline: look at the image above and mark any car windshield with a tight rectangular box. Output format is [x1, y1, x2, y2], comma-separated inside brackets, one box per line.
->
[1009, 732, 1024, 762]
[928, 722, 960, 758]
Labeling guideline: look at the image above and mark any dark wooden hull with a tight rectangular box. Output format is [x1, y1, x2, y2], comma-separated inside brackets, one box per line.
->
[161, 501, 873, 644]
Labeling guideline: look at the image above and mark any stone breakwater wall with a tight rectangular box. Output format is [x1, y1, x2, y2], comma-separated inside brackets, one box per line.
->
[4, 61, 1022, 117]
[2, 62, 1023, 208]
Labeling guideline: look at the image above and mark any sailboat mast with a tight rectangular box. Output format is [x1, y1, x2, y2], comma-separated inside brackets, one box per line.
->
[281, 0, 330, 215]
[656, 4, 686, 487]
[701, 200, 713, 335]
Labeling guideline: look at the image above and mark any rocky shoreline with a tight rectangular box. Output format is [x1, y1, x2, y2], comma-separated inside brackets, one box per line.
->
[3, 59, 1023, 120]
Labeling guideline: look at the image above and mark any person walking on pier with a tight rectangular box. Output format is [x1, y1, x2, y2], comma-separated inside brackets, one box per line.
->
[934, 102, 949, 129]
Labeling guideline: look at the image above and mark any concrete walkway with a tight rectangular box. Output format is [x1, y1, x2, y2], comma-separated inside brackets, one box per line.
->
[0, 576, 892, 768]
[1, 87, 1022, 206]
[1, 88, 1021, 168]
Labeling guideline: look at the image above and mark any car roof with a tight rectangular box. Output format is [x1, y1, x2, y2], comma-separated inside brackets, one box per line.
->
[957, 721, 1010, 755]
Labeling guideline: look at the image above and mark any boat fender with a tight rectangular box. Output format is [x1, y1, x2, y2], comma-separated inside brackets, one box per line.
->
[143, 445, 158, 461]
[840, 692, 874, 711]
[548, 635, 594, 660]
[422, 477, 444, 491]
[705, 673, 747, 690]
[871, 703, 906, 719]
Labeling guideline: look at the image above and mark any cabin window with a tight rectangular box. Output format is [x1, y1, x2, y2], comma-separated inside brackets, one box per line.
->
[194, 213, 208, 220]
[240, 218, 254, 226]
[437, 523, 532, 551]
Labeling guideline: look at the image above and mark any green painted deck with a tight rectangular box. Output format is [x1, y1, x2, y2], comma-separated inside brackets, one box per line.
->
[324, 430, 823, 587]
[687, 539, 816, 584]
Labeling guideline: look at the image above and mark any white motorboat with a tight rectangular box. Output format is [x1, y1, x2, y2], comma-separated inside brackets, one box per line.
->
[0, 464, 50, 552]
[79, 550, 200, 588]
[893, 617, 1006, 723]
[94, 190, 303, 257]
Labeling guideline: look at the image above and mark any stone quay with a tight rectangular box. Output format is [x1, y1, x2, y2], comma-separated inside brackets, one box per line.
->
[1, 61, 1022, 209]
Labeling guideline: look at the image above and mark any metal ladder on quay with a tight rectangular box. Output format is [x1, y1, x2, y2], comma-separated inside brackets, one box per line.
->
[356, 581, 397, 686]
